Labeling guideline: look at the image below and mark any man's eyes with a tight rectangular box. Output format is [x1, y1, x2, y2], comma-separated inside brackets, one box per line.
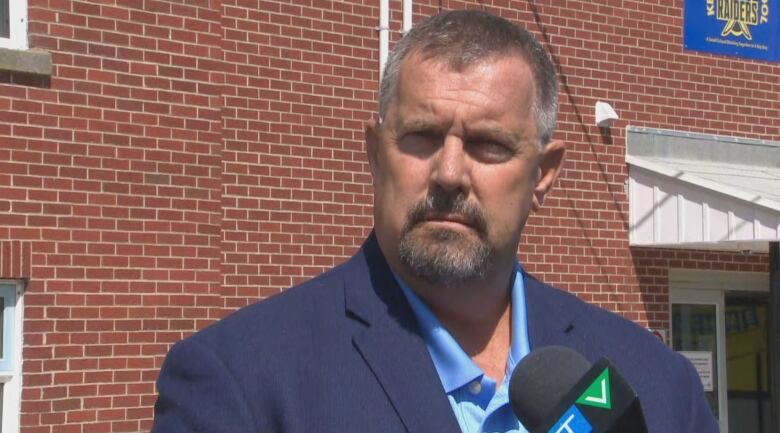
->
[398, 130, 515, 162]
[398, 130, 442, 154]
[466, 140, 514, 162]
[406, 130, 440, 142]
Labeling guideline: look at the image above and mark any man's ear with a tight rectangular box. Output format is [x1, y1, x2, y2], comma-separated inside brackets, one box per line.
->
[532, 140, 566, 212]
[365, 119, 380, 177]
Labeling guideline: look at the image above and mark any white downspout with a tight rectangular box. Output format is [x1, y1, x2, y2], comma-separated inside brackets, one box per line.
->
[379, 0, 389, 81]
[403, 0, 413, 33]
[379, 0, 413, 80]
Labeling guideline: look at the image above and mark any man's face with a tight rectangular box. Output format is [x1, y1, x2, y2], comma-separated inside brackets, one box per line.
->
[367, 52, 564, 287]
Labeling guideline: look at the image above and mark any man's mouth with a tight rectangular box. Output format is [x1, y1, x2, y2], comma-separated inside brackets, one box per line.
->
[421, 213, 473, 228]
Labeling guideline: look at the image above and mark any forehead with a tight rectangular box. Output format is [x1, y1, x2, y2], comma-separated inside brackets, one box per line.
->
[391, 52, 537, 132]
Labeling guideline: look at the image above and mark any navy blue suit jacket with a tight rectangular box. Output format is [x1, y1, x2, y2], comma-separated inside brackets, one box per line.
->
[151, 234, 718, 433]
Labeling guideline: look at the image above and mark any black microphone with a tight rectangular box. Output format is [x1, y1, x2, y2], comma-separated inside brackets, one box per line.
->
[508, 346, 649, 433]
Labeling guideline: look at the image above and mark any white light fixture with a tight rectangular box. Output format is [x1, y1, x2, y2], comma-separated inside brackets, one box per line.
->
[595, 101, 619, 128]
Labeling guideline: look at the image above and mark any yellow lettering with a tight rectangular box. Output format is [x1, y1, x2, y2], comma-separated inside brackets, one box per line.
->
[760, 0, 769, 23]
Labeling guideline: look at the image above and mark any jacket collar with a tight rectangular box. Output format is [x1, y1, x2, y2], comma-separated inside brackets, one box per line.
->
[343, 232, 462, 433]
[342, 232, 414, 328]
[524, 272, 579, 350]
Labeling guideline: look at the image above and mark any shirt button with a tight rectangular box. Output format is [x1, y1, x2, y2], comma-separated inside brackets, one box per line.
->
[468, 380, 482, 395]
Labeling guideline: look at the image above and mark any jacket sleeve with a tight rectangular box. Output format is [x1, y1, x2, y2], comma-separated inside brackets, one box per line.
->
[150, 337, 256, 433]
[679, 353, 720, 433]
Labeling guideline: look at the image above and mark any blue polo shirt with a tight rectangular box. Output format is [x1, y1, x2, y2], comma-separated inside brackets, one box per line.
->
[396, 264, 531, 433]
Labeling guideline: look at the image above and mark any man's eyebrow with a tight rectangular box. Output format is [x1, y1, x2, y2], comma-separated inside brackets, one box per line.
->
[466, 127, 525, 145]
[396, 119, 441, 135]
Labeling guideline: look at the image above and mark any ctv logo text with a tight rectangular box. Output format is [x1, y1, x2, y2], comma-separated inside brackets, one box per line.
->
[549, 406, 592, 433]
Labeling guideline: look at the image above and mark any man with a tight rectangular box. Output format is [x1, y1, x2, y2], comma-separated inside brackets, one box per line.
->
[151, 10, 718, 433]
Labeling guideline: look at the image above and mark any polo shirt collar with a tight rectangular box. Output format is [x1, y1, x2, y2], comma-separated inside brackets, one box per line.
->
[395, 263, 530, 393]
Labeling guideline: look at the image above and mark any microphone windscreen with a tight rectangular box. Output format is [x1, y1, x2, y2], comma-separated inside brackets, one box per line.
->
[509, 346, 591, 431]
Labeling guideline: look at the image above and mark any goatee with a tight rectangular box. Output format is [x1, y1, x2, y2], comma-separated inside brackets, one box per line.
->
[398, 191, 492, 286]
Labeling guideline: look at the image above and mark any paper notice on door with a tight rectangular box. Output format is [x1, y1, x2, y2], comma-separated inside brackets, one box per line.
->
[678, 351, 714, 392]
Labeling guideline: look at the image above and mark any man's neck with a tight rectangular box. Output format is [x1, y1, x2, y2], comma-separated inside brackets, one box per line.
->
[405, 264, 515, 384]
[439, 297, 512, 385]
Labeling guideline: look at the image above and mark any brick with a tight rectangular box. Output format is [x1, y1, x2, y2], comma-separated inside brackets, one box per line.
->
[3, 1, 777, 432]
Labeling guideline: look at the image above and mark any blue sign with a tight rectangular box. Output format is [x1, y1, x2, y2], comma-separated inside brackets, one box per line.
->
[548, 406, 592, 433]
[684, 0, 780, 62]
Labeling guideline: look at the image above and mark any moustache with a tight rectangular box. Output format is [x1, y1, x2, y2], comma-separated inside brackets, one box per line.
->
[403, 193, 488, 237]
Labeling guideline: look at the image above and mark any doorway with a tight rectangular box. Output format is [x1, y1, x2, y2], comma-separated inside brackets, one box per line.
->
[670, 270, 772, 433]
[725, 293, 771, 433]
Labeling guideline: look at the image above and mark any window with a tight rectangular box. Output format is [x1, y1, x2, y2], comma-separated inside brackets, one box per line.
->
[0, 281, 23, 433]
[0, 0, 27, 50]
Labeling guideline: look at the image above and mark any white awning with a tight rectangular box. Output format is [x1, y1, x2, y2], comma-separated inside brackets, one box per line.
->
[627, 127, 780, 253]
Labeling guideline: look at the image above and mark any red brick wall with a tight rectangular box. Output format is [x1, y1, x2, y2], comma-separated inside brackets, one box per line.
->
[0, 0, 776, 431]
[4, 1, 227, 431]
[219, 0, 376, 307]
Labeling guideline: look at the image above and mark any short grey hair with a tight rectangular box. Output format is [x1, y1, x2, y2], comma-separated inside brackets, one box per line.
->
[379, 10, 559, 146]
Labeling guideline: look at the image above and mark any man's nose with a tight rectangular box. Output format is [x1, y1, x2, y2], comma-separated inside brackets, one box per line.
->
[431, 136, 471, 193]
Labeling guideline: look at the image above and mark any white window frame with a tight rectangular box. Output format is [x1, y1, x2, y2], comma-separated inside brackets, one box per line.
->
[669, 269, 771, 433]
[0, 280, 24, 433]
[0, 0, 28, 50]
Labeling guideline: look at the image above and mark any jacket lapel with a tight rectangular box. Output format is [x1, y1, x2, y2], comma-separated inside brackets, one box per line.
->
[524, 273, 578, 350]
[344, 234, 461, 433]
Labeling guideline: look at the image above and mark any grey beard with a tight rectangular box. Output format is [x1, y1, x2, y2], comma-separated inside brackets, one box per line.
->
[398, 225, 492, 286]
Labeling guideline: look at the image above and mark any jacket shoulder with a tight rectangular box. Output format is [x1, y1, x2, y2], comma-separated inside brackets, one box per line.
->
[187, 260, 351, 361]
[524, 275, 717, 432]
[525, 274, 671, 360]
